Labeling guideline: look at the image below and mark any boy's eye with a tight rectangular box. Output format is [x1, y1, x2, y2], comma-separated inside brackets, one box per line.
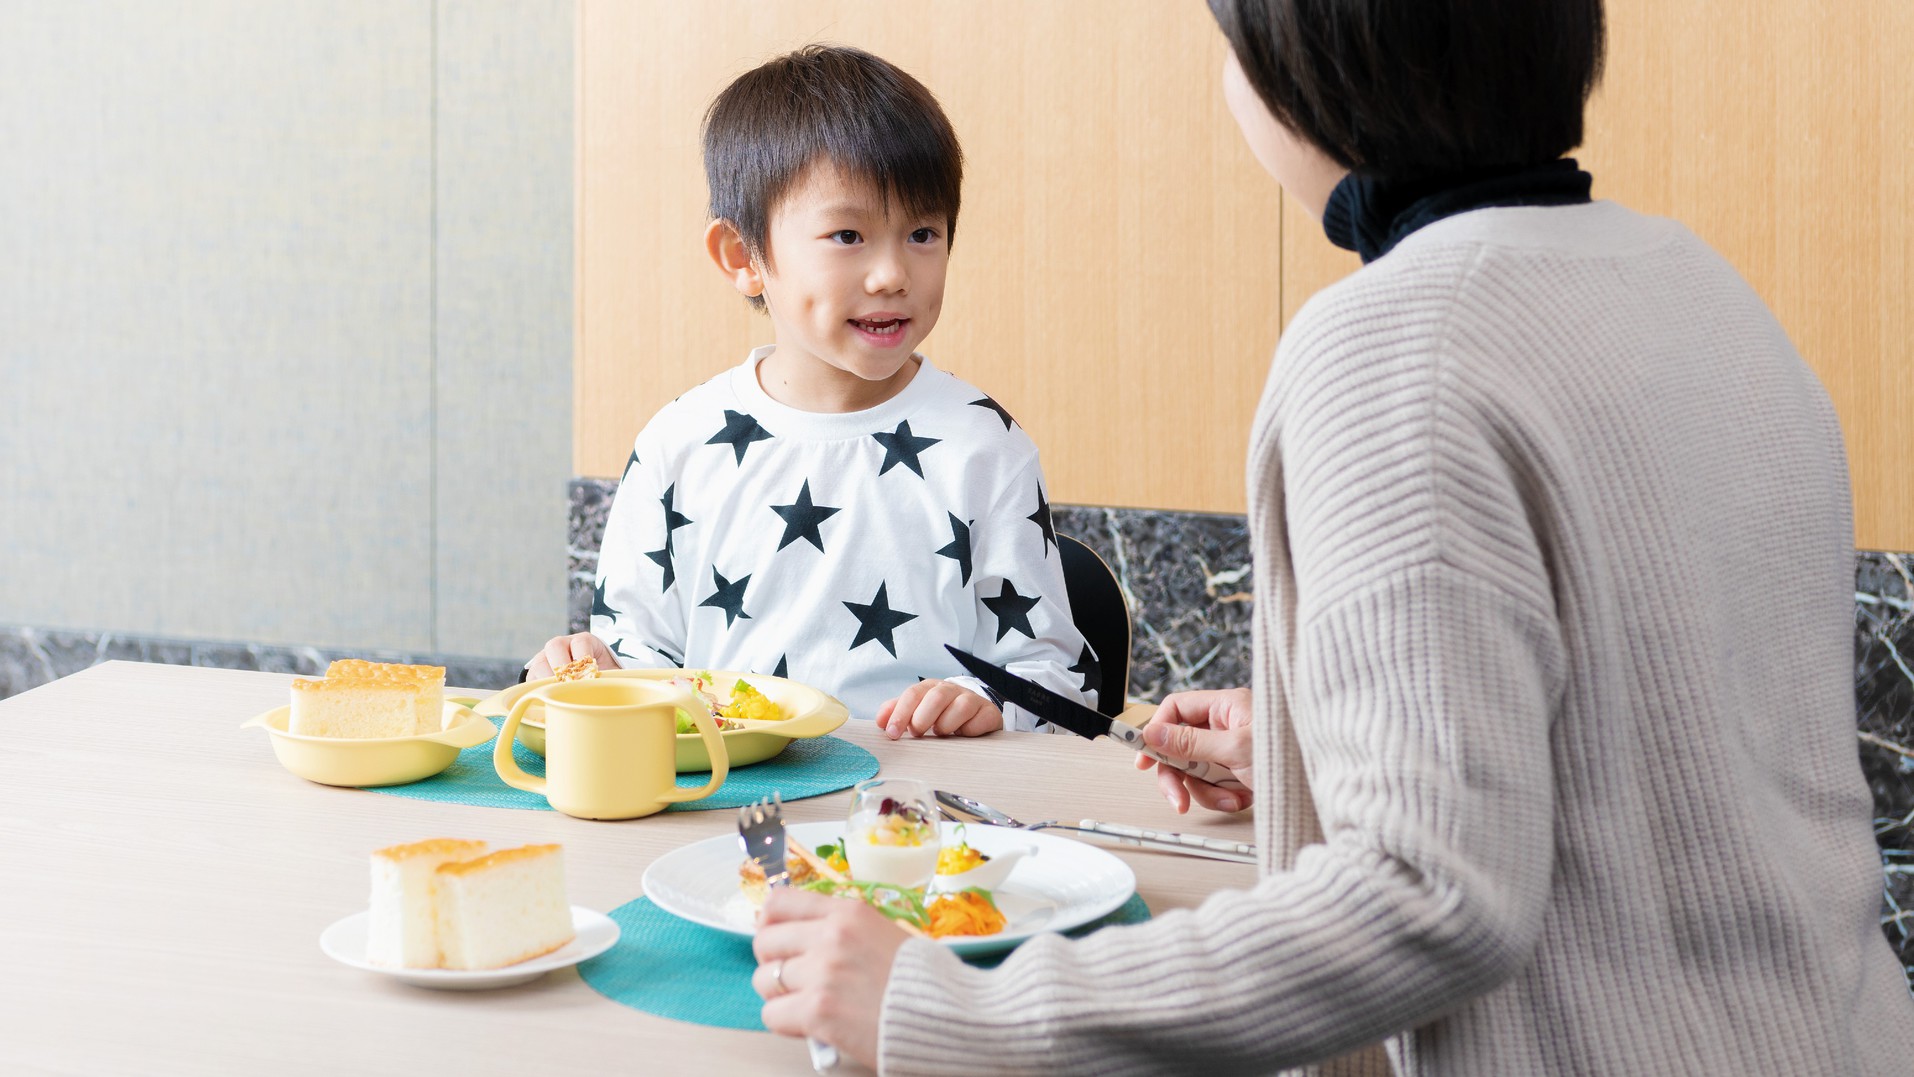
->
[830, 230, 861, 245]
[909, 227, 939, 244]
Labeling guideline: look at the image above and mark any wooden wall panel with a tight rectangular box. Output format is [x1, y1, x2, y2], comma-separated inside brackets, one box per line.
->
[1279, 0, 1914, 550]
[576, 0, 1286, 513]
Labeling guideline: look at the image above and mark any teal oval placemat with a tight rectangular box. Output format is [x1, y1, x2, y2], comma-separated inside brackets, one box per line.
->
[367, 718, 878, 813]
[578, 893, 1152, 1031]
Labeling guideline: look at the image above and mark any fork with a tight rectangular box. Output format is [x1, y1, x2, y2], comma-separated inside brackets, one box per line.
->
[737, 794, 839, 1074]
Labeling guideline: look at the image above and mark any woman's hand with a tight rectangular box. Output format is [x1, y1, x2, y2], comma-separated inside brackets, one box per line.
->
[525, 632, 617, 679]
[752, 888, 910, 1069]
[1134, 687, 1257, 814]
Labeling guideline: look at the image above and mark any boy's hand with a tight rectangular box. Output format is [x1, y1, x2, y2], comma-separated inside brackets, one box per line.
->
[875, 679, 1002, 739]
[527, 633, 617, 679]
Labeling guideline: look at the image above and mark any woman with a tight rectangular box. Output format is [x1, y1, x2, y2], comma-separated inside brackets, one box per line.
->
[749, 1, 1914, 1072]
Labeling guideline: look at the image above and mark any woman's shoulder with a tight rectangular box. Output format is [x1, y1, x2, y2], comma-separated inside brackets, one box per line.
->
[1276, 202, 1701, 397]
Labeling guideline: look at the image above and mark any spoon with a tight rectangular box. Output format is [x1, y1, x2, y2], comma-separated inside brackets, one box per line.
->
[935, 790, 1258, 864]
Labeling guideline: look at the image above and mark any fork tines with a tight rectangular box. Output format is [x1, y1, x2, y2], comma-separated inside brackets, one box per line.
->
[738, 792, 791, 888]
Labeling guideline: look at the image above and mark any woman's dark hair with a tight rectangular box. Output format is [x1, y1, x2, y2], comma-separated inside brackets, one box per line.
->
[1208, 0, 1605, 178]
[703, 44, 963, 309]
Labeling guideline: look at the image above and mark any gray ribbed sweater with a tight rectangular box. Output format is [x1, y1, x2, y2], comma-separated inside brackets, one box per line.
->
[879, 202, 1914, 1074]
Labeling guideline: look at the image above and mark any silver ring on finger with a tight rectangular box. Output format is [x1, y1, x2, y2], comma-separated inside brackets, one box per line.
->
[772, 958, 788, 996]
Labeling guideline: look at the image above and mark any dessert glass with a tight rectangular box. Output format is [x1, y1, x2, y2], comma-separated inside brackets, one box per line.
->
[844, 777, 941, 888]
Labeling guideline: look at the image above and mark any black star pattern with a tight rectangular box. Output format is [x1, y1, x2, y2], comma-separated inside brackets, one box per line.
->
[660, 484, 693, 541]
[611, 638, 651, 664]
[871, 420, 941, 478]
[644, 546, 676, 592]
[1027, 484, 1057, 556]
[982, 580, 1041, 641]
[706, 409, 775, 464]
[621, 448, 641, 478]
[773, 654, 789, 679]
[844, 582, 919, 657]
[770, 479, 842, 553]
[591, 578, 620, 623]
[969, 395, 1016, 430]
[935, 513, 974, 586]
[646, 483, 694, 592]
[698, 568, 753, 628]
[1068, 645, 1100, 694]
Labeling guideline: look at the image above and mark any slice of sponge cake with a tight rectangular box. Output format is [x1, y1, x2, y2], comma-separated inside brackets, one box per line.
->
[366, 838, 489, 968]
[434, 845, 575, 970]
[288, 660, 446, 737]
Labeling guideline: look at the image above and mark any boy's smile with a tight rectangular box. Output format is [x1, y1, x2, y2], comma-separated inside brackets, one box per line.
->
[847, 312, 912, 346]
[715, 160, 950, 413]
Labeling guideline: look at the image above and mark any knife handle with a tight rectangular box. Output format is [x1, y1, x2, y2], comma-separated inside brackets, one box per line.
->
[1074, 821, 1258, 864]
[1107, 723, 1248, 789]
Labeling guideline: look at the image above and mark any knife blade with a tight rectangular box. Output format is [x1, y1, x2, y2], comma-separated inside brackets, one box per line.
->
[946, 646, 1246, 790]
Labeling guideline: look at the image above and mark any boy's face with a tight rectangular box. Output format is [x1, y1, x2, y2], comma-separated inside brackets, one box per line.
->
[748, 161, 949, 404]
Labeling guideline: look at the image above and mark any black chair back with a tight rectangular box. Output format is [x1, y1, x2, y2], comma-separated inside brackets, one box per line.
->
[1057, 533, 1131, 717]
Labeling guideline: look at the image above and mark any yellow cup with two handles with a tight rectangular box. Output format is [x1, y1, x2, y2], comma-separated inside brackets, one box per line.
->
[494, 679, 729, 820]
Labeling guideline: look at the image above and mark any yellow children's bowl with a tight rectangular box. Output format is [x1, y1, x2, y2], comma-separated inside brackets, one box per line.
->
[240, 701, 498, 788]
[474, 669, 849, 772]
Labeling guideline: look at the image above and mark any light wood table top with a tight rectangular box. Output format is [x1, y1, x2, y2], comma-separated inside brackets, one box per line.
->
[0, 662, 1256, 1075]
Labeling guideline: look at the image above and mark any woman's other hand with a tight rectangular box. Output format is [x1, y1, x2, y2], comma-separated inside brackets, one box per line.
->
[1134, 687, 1256, 814]
[525, 632, 617, 679]
[753, 888, 909, 1069]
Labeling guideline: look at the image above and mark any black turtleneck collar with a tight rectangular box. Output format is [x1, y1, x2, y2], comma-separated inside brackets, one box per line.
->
[1321, 158, 1593, 264]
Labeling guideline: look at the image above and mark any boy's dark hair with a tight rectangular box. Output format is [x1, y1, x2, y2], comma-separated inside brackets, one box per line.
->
[1208, 0, 1605, 179]
[704, 44, 963, 310]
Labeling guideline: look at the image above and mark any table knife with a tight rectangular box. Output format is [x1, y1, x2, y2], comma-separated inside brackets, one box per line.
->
[946, 646, 1247, 790]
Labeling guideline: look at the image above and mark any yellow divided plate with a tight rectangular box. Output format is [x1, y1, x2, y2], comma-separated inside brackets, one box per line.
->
[241, 701, 498, 788]
[471, 669, 849, 772]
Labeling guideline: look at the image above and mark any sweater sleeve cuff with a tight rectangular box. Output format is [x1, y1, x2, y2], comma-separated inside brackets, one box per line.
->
[880, 939, 1055, 1074]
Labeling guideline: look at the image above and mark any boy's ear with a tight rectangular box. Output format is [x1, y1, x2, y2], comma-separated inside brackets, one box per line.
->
[704, 218, 764, 299]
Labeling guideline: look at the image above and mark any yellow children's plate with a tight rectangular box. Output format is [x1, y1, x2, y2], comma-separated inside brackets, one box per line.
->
[471, 669, 849, 772]
[240, 701, 498, 787]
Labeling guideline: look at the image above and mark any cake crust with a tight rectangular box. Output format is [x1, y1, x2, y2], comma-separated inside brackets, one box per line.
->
[374, 838, 489, 862]
[435, 844, 564, 877]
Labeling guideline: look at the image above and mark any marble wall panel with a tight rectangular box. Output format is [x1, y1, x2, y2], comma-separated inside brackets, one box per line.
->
[1857, 552, 1914, 984]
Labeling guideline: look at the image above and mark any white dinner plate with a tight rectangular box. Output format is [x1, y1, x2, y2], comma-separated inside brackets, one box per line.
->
[642, 822, 1136, 956]
[319, 906, 619, 990]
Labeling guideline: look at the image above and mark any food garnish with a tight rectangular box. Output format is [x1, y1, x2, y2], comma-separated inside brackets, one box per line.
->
[924, 889, 1007, 938]
[669, 672, 787, 732]
[799, 877, 933, 932]
[864, 797, 934, 847]
[720, 679, 785, 723]
[936, 824, 990, 875]
[814, 838, 851, 874]
[794, 879, 1005, 939]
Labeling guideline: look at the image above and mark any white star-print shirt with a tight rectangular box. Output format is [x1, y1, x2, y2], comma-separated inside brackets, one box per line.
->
[591, 346, 1097, 730]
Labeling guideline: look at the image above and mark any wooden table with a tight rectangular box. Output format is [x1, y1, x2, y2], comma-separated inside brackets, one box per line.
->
[0, 662, 1257, 1075]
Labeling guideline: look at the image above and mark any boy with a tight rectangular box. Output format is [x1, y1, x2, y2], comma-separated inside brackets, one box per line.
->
[531, 45, 1095, 736]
